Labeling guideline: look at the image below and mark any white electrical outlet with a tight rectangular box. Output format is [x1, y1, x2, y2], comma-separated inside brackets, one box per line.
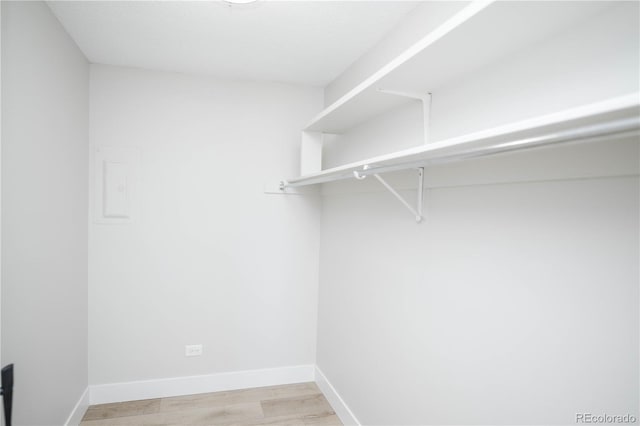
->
[185, 344, 203, 357]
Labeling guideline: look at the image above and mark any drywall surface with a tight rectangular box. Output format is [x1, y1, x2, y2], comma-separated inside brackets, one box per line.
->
[316, 2, 639, 424]
[48, 1, 419, 88]
[317, 138, 639, 425]
[324, 1, 468, 106]
[426, 1, 639, 144]
[1, 1, 89, 425]
[323, 1, 639, 169]
[88, 65, 322, 385]
[0, 0, 3, 378]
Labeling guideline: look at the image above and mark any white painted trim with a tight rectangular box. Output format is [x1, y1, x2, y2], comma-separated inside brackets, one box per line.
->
[64, 387, 90, 426]
[90, 364, 315, 405]
[289, 93, 640, 186]
[304, 0, 493, 132]
[314, 366, 361, 426]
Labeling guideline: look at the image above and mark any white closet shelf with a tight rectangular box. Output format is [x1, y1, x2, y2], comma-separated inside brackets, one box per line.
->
[305, 0, 617, 134]
[285, 93, 640, 187]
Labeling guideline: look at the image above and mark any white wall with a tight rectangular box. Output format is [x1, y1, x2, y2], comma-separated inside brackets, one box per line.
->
[324, 1, 639, 170]
[324, 2, 469, 106]
[88, 65, 323, 386]
[0, 0, 4, 382]
[318, 140, 639, 425]
[1, 2, 89, 425]
[316, 2, 639, 424]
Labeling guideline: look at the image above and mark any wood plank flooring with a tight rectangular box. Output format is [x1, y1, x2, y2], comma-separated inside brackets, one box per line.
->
[80, 382, 342, 426]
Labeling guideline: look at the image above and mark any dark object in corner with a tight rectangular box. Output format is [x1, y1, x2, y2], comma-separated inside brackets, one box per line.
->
[1, 364, 13, 426]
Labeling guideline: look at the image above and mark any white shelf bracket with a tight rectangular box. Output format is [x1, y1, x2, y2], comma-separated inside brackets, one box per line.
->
[356, 165, 425, 223]
[377, 88, 432, 144]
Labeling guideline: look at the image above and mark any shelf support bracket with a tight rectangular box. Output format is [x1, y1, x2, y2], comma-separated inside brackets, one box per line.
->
[377, 88, 432, 144]
[355, 166, 424, 223]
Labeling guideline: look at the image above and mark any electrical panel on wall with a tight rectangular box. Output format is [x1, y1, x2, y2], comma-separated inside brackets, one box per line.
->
[94, 147, 139, 224]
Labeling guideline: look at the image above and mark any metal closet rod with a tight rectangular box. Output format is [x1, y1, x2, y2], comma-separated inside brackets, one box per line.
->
[283, 116, 640, 188]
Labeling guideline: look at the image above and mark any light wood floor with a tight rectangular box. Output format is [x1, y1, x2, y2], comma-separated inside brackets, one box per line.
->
[80, 382, 342, 426]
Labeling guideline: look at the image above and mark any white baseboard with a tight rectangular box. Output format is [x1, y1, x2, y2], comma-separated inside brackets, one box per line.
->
[90, 364, 315, 405]
[314, 366, 361, 426]
[64, 387, 90, 426]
